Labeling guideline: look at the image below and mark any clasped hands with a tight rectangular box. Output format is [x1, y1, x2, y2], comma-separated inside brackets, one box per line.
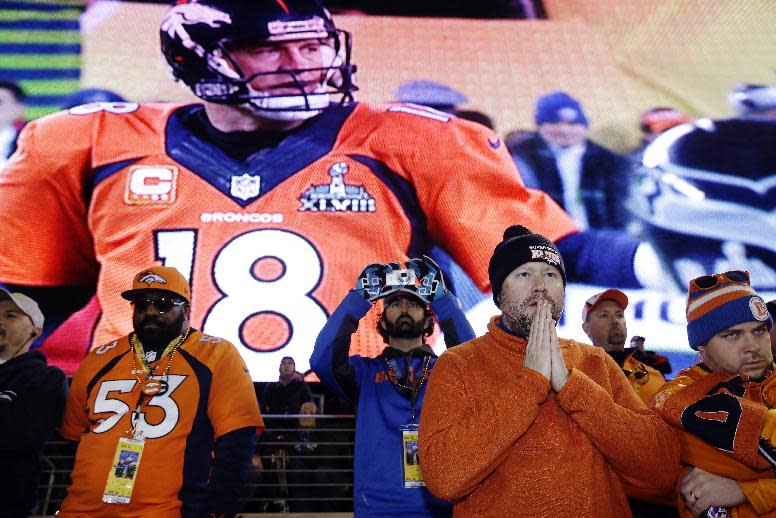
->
[522, 300, 569, 392]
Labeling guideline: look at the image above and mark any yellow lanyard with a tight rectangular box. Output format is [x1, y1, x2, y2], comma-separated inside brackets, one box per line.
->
[129, 328, 189, 396]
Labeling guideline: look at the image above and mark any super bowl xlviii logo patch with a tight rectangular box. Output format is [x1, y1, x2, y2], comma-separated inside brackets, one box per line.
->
[299, 162, 376, 212]
[230, 174, 261, 201]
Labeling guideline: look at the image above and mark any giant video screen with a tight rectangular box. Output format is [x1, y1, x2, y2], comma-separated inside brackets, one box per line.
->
[2, 0, 775, 380]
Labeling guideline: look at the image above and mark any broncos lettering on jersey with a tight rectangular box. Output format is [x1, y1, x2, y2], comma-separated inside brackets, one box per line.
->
[0, 101, 577, 378]
[58, 329, 263, 516]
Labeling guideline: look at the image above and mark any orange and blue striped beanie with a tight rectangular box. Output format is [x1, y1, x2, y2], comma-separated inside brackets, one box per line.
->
[686, 276, 772, 350]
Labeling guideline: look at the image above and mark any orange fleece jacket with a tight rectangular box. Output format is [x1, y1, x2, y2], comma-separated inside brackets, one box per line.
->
[418, 317, 680, 517]
[652, 365, 776, 517]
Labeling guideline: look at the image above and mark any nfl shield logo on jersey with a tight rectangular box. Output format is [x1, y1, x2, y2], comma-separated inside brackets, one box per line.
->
[230, 174, 261, 201]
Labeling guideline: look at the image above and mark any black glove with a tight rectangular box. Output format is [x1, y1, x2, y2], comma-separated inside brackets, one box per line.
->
[407, 255, 448, 304]
[680, 376, 749, 453]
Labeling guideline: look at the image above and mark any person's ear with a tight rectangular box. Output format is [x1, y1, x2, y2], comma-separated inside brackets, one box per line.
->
[30, 327, 42, 340]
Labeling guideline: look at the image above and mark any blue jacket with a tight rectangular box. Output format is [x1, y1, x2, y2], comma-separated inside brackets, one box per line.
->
[310, 290, 475, 517]
[510, 133, 633, 230]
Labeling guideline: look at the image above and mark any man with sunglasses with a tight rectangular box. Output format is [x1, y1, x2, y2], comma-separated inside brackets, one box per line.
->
[419, 226, 679, 517]
[652, 270, 776, 517]
[58, 266, 263, 517]
[310, 255, 474, 517]
[582, 289, 666, 404]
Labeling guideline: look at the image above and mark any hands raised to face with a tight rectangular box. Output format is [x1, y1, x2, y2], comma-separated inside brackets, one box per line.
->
[522, 300, 569, 392]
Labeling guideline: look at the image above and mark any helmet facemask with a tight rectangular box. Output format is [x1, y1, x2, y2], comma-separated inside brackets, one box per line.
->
[218, 32, 352, 121]
[160, 1, 357, 122]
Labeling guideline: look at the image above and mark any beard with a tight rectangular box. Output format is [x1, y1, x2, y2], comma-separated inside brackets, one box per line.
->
[381, 314, 426, 339]
[608, 329, 626, 347]
[500, 293, 564, 338]
[135, 313, 185, 351]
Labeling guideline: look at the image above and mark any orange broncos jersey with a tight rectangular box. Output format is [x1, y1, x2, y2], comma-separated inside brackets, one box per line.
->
[0, 101, 577, 379]
[58, 329, 263, 517]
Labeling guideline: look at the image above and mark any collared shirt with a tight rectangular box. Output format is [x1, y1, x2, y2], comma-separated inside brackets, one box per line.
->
[551, 142, 588, 228]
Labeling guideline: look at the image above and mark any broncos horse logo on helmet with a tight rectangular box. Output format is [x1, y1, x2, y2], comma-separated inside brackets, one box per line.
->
[160, 0, 357, 122]
[160, 3, 232, 58]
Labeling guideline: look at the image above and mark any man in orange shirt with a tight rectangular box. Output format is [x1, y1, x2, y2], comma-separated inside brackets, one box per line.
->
[419, 225, 679, 517]
[58, 266, 263, 517]
[652, 270, 776, 517]
[581, 289, 665, 404]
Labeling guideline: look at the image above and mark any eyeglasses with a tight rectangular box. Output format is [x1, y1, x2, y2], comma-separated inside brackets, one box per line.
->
[623, 363, 650, 383]
[690, 270, 750, 291]
[131, 296, 187, 313]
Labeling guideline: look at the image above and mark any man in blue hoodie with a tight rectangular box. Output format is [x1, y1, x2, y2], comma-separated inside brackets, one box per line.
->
[311, 256, 474, 517]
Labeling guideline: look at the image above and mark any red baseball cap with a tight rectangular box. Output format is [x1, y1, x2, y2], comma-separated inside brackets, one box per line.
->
[581, 289, 628, 321]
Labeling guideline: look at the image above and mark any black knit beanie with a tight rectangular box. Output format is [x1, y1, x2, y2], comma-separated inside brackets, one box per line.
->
[488, 225, 567, 307]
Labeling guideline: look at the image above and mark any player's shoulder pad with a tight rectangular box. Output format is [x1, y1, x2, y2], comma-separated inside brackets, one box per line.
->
[31, 101, 142, 128]
[20, 102, 185, 149]
[64, 102, 189, 129]
[195, 332, 228, 345]
[91, 338, 124, 357]
[187, 330, 241, 355]
[362, 102, 499, 145]
[370, 102, 449, 123]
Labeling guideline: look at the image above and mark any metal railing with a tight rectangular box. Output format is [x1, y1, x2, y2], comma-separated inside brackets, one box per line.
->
[240, 414, 355, 514]
[34, 414, 355, 516]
